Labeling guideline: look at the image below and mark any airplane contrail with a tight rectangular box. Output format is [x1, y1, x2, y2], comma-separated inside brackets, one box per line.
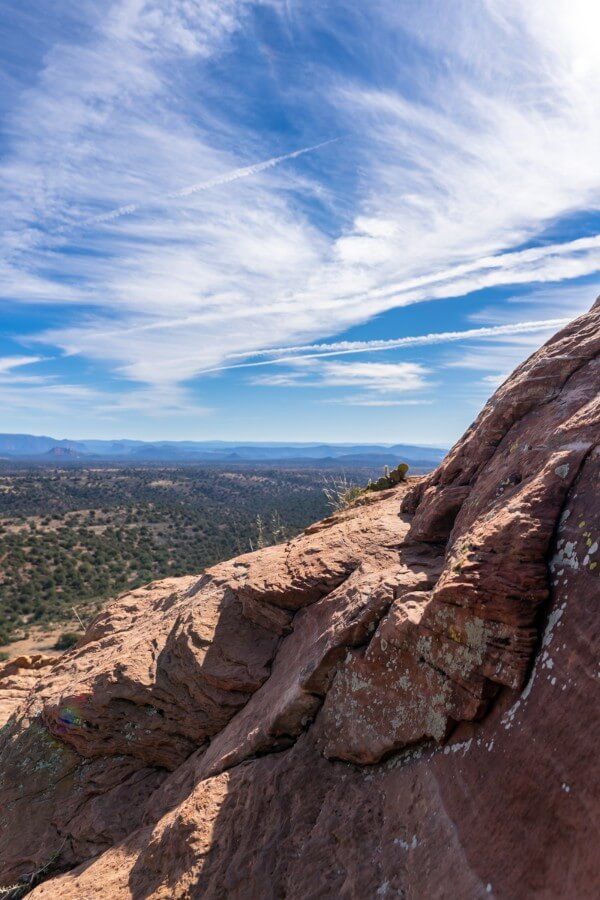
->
[198, 317, 573, 373]
[66, 139, 339, 230]
[168, 138, 338, 199]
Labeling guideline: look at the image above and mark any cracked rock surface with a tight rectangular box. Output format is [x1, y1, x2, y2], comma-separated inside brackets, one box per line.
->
[1, 299, 599, 898]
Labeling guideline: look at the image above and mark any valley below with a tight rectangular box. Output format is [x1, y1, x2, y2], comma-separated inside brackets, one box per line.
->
[0, 462, 390, 657]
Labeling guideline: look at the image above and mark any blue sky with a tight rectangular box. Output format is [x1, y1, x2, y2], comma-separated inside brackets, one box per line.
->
[1, 0, 599, 445]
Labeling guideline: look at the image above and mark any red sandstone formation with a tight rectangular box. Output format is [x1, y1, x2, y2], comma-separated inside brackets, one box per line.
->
[0, 300, 598, 898]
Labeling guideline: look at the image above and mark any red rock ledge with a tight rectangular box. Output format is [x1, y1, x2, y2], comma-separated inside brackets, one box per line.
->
[1, 299, 599, 898]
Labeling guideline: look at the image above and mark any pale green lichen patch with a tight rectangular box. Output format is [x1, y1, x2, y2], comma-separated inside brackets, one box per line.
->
[550, 539, 580, 573]
[583, 539, 598, 568]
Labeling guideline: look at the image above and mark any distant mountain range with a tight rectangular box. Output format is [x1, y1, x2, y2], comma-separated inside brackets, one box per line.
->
[0, 434, 448, 468]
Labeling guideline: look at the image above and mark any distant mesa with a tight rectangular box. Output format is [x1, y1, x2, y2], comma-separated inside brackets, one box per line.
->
[43, 446, 84, 459]
[0, 435, 448, 468]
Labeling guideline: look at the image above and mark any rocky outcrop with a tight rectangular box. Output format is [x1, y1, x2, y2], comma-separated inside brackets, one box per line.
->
[1, 300, 599, 898]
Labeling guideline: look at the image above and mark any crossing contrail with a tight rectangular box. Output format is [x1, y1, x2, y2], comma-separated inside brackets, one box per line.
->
[66, 139, 339, 230]
[198, 317, 573, 373]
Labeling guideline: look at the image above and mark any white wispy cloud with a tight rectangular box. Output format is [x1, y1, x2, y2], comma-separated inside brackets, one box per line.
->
[104, 0, 259, 57]
[469, 281, 598, 325]
[319, 360, 430, 393]
[0, 356, 44, 374]
[0, 379, 210, 426]
[0, 382, 100, 420]
[252, 360, 431, 394]
[325, 397, 435, 408]
[1, 0, 599, 424]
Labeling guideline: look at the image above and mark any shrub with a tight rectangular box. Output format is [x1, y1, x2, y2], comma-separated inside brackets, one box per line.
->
[53, 631, 82, 651]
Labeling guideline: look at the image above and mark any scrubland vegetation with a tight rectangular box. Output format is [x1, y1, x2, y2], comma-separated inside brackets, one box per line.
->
[0, 464, 371, 645]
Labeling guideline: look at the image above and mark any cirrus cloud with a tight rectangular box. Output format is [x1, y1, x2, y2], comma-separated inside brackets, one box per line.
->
[1, 0, 599, 437]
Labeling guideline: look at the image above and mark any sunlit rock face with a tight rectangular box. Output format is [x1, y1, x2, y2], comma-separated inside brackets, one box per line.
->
[1, 299, 599, 899]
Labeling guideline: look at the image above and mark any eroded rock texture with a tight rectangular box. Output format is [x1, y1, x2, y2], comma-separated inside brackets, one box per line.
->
[1, 300, 599, 898]
[0, 656, 55, 730]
